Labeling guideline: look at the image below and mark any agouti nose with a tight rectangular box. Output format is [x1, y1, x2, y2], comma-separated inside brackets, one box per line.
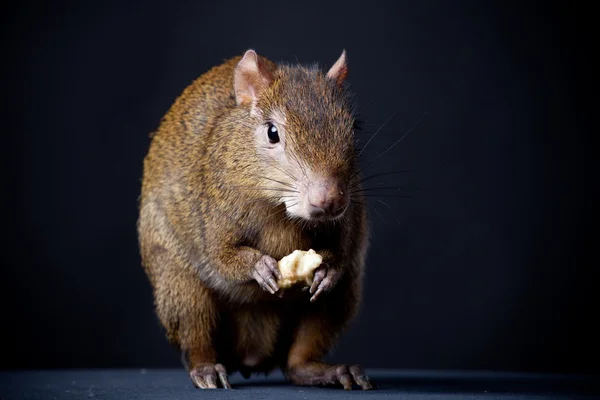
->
[307, 178, 349, 218]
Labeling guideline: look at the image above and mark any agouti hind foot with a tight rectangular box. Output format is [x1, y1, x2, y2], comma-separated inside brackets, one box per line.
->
[189, 363, 231, 389]
[286, 362, 374, 390]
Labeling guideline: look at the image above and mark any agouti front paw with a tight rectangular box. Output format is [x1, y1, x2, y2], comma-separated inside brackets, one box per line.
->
[309, 264, 341, 302]
[190, 363, 231, 389]
[252, 255, 282, 294]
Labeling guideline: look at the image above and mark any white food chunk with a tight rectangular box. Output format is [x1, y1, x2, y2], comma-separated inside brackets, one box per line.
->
[277, 249, 323, 288]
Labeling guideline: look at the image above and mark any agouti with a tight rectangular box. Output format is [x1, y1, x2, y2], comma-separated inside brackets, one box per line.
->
[137, 49, 372, 390]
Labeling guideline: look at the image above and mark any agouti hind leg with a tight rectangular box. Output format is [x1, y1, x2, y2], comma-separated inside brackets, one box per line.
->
[154, 265, 231, 389]
[284, 306, 373, 390]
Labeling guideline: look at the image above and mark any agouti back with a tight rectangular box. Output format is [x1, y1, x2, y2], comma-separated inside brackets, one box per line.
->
[137, 49, 372, 390]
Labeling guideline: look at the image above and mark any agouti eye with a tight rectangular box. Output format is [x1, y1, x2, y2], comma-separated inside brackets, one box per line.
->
[267, 123, 280, 144]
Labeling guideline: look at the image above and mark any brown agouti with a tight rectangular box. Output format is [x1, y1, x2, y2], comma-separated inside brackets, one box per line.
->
[137, 49, 372, 390]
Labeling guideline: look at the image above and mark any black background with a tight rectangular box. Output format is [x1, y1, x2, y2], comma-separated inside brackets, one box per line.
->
[3, 0, 596, 374]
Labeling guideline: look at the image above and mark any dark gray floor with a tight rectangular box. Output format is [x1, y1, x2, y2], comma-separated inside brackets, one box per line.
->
[1, 369, 598, 400]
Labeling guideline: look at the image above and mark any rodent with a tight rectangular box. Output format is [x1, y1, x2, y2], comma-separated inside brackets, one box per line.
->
[137, 49, 372, 390]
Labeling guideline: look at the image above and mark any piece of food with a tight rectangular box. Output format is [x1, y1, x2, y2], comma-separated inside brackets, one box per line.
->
[277, 249, 323, 288]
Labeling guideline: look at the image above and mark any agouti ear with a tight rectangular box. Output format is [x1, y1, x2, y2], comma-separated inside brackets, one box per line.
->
[326, 49, 348, 87]
[234, 49, 273, 106]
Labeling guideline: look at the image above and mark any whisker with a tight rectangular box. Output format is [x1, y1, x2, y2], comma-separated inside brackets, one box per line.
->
[356, 194, 414, 198]
[244, 173, 296, 189]
[292, 216, 305, 230]
[349, 186, 411, 194]
[226, 187, 299, 194]
[349, 170, 414, 189]
[260, 154, 299, 183]
[369, 204, 387, 225]
[287, 148, 309, 185]
[266, 202, 298, 219]
[376, 199, 394, 210]
[352, 111, 428, 180]
[357, 111, 397, 158]
[285, 202, 299, 210]
[358, 99, 376, 112]
[350, 199, 367, 208]
[376, 199, 401, 225]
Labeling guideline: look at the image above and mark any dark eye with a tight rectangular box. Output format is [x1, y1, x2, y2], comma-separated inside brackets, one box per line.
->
[267, 123, 280, 144]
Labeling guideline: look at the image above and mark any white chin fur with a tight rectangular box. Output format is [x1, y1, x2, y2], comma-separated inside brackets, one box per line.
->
[283, 199, 310, 220]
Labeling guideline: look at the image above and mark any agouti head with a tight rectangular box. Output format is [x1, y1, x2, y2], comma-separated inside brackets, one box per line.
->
[233, 49, 357, 222]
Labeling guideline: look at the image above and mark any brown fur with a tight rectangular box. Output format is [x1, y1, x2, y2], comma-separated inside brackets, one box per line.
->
[137, 51, 370, 387]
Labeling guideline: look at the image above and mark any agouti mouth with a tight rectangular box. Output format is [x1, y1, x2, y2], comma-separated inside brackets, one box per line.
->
[307, 205, 348, 221]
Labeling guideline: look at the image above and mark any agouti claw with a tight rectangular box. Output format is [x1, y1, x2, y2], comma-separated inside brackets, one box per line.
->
[309, 267, 326, 294]
[215, 364, 232, 389]
[349, 364, 373, 390]
[190, 363, 232, 389]
[309, 264, 340, 302]
[252, 255, 280, 294]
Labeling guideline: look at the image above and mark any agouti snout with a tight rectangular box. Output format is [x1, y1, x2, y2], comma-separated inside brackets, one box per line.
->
[306, 177, 349, 219]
